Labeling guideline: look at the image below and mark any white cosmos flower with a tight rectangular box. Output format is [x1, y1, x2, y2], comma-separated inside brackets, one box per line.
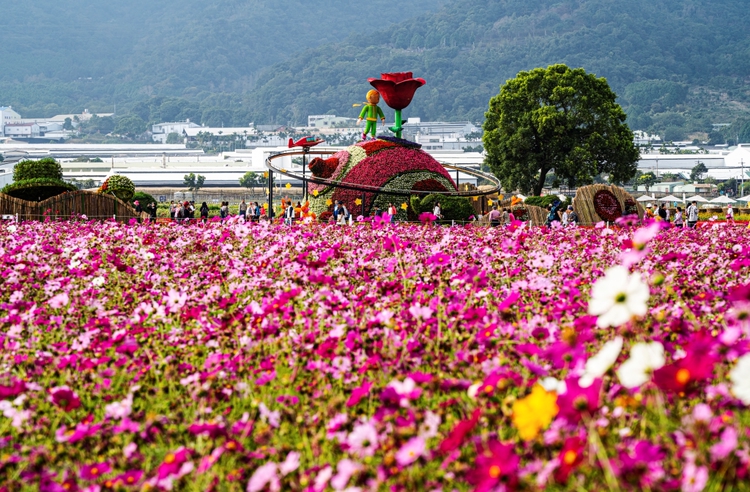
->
[579, 336, 623, 388]
[588, 266, 650, 328]
[729, 353, 750, 405]
[616, 341, 665, 389]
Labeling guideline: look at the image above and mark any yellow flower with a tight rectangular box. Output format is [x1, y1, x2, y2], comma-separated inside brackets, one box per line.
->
[355, 198, 362, 206]
[285, 183, 292, 189]
[312, 190, 319, 197]
[326, 199, 333, 206]
[511, 384, 559, 441]
[263, 172, 269, 179]
[400, 202, 408, 210]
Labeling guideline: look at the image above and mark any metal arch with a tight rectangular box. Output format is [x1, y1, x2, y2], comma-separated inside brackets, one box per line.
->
[264, 148, 503, 197]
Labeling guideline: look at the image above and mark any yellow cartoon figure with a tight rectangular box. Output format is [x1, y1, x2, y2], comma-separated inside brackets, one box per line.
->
[357, 90, 385, 140]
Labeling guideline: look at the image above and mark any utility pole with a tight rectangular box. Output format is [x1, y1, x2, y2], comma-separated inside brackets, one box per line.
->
[742, 159, 745, 198]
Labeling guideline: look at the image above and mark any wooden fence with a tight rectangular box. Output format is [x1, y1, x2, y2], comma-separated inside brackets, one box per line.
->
[0, 191, 149, 222]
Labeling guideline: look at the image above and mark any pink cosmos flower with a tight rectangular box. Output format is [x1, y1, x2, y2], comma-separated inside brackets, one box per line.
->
[395, 436, 425, 467]
[466, 439, 519, 492]
[330, 459, 361, 491]
[157, 447, 190, 479]
[112, 470, 143, 487]
[347, 422, 379, 458]
[246, 462, 279, 492]
[49, 386, 81, 412]
[346, 381, 372, 407]
[80, 461, 111, 481]
[710, 426, 738, 461]
[681, 461, 708, 492]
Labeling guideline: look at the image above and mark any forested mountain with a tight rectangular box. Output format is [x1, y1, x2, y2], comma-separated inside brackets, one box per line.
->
[0, 0, 443, 116]
[3, 0, 749, 141]
[245, 0, 750, 140]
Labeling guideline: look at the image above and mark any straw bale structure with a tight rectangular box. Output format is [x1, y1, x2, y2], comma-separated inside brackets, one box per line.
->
[572, 184, 644, 225]
[0, 190, 148, 222]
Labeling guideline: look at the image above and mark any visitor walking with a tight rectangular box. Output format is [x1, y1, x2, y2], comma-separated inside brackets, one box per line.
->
[727, 204, 735, 224]
[488, 206, 501, 227]
[545, 205, 559, 227]
[284, 200, 295, 225]
[220, 201, 229, 220]
[687, 201, 699, 229]
[337, 204, 350, 225]
[673, 207, 683, 228]
[169, 200, 176, 221]
[566, 205, 579, 227]
[148, 202, 157, 223]
[388, 203, 397, 223]
[253, 202, 261, 221]
[200, 202, 209, 222]
[239, 200, 248, 221]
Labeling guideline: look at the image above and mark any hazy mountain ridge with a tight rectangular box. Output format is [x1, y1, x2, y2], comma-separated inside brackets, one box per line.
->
[245, 0, 750, 138]
[0, 0, 444, 115]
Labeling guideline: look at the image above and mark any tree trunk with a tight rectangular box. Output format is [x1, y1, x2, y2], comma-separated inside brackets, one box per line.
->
[534, 169, 549, 196]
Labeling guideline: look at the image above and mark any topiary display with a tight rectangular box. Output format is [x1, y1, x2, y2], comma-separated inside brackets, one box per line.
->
[307, 137, 457, 221]
[410, 193, 474, 222]
[1, 158, 76, 201]
[99, 175, 135, 202]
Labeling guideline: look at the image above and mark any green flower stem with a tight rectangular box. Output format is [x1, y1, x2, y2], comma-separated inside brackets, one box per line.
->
[389, 110, 404, 138]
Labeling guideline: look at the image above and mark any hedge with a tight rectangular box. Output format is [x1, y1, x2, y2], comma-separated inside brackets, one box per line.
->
[410, 193, 475, 222]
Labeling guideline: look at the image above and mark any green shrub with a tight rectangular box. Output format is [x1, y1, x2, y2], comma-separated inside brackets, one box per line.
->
[410, 193, 475, 221]
[1, 179, 77, 201]
[133, 191, 157, 209]
[13, 158, 64, 182]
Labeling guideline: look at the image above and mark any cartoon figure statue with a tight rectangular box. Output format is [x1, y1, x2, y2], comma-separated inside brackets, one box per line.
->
[357, 90, 385, 140]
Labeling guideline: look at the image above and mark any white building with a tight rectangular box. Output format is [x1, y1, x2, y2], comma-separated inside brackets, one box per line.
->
[4, 123, 41, 139]
[152, 121, 201, 143]
[402, 118, 480, 139]
[307, 115, 358, 128]
[0, 106, 21, 135]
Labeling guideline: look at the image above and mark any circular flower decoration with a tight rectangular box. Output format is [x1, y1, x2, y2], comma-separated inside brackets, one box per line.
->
[593, 190, 622, 222]
[512, 207, 529, 222]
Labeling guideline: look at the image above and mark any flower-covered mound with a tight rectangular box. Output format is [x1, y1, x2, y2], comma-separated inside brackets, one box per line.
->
[2, 219, 750, 491]
[308, 138, 457, 221]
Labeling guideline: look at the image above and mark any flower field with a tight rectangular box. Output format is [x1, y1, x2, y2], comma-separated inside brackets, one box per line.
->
[2, 218, 750, 491]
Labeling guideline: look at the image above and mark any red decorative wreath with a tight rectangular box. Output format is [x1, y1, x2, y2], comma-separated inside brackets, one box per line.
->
[594, 190, 623, 222]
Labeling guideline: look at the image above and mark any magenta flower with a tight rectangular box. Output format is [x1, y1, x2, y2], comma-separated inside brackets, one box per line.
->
[49, 386, 81, 412]
[112, 470, 143, 487]
[108, 470, 142, 487]
[157, 447, 190, 479]
[556, 377, 601, 423]
[554, 436, 585, 484]
[246, 462, 279, 492]
[466, 439, 519, 492]
[395, 436, 425, 467]
[79, 461, 111, 481]
[346, 381, 372, 407]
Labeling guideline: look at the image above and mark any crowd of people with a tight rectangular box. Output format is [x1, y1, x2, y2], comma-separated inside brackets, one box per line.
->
[644, 201, 702, 228]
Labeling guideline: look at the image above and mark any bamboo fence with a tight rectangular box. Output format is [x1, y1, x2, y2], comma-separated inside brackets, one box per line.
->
[0, 191, 149, 222]
[571, 184, 644, 225]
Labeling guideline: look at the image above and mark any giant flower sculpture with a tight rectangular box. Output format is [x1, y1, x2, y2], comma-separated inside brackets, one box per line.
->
[307, 137, 457, 221]
[368, 72, 425, 138]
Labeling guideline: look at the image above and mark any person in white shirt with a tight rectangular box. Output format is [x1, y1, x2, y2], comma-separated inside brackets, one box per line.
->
[727, 204, 735, 223]
[433, 202, 442, 219]
[686, 201, 699, 229]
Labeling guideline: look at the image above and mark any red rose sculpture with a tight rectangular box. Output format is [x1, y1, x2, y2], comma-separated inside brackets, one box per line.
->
[368, 72, 426, 138]
[368, 72, 426, 111]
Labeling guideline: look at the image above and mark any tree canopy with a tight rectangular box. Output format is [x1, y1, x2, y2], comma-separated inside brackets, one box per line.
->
[183, 173, 205, 191]
[483, 64, 639, 195]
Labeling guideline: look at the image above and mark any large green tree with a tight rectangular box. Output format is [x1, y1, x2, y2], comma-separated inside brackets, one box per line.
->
[483, 65, 640, 196]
